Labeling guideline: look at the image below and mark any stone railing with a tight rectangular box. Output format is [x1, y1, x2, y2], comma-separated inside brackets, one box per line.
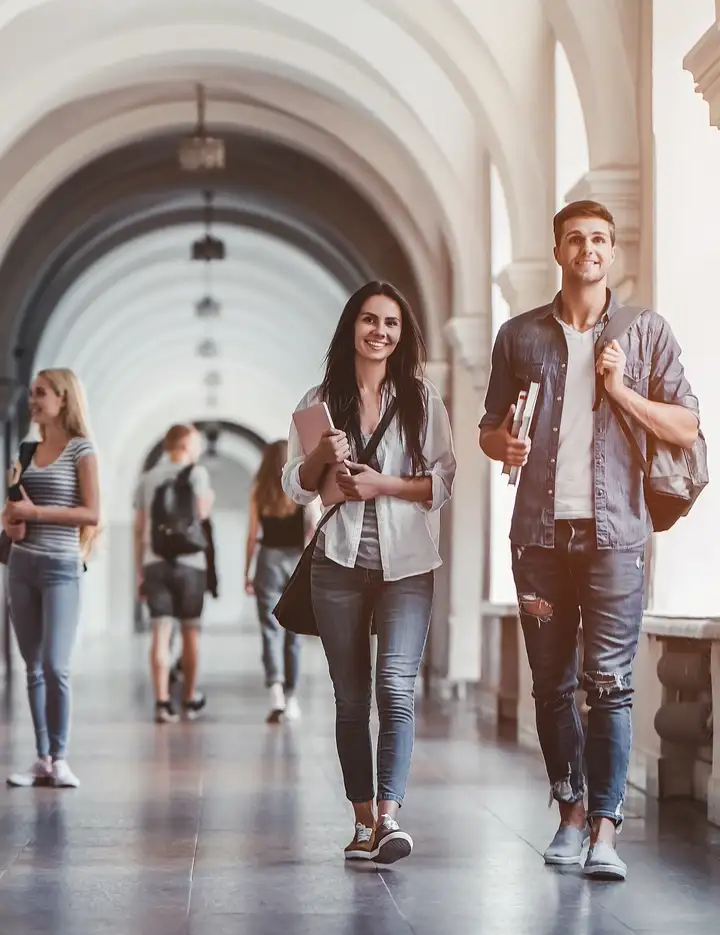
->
[631, 616, 718, 824]
[478, 605, 720, 826]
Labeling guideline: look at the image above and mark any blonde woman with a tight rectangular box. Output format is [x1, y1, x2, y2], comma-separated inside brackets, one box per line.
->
[2, 369, 100, 788]
[245, 440, 313, 723]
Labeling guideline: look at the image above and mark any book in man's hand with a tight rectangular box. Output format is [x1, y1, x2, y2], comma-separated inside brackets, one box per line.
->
[502, 381, 541, 487]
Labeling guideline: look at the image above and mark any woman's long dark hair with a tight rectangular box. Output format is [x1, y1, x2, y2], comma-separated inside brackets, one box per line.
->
[319, 281, 428, 474]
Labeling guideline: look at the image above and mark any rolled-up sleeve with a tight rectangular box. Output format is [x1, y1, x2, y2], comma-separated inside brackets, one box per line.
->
[281, 388, 323, 506]
[649, 317, 699, 418]
[479, 321, 518, 432]
[419, 382, 456, 513]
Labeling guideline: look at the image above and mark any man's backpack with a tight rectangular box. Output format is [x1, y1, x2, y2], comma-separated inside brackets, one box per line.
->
[594, 305, 709, 532]
[150, 465, 207, 561]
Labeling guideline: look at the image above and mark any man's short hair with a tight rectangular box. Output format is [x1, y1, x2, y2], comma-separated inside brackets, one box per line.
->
[553, 200, 616, 247]
[164, 423, 195, 452]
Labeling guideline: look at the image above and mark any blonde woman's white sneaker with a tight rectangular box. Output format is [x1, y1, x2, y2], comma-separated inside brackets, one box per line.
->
[7, 758, 53, 787]
[52, 760, 80, 788]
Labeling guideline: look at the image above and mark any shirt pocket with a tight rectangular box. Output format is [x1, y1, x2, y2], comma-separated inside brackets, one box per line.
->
[515, 360, 545, 386]
[624, 357, 651, 391]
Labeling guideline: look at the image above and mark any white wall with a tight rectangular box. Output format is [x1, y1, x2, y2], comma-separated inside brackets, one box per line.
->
[651, 0, 719, 616]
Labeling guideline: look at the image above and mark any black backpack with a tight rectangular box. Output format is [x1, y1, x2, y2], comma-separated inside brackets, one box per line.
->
[150, 465, 207, 561]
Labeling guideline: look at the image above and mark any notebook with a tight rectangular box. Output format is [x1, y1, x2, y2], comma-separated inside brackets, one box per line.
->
[292, 402, 348, 506]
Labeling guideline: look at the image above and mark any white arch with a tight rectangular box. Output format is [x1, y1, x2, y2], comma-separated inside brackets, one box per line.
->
[34, 225, 348, 523]
[542, 0, 639, 167]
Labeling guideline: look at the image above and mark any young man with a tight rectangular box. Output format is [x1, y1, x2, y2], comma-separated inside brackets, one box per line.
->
[479, 200, 699, 880]
[134, 424, 214, 723]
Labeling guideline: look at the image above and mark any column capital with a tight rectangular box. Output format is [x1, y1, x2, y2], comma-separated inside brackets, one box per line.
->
[0, 377, 24, 418]
[424, 361, 450, 398]
[684, 18, 720, 128]
[443, 316, 491, 392]
[565, 167, 640, 303]
[495, 260, 553, 316]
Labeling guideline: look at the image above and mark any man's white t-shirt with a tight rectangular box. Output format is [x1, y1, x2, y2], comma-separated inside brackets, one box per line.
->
[554, 318, 595, 520]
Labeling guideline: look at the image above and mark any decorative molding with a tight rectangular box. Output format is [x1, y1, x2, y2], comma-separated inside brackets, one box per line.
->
[494, 260, 552, 316]
[565, 168, 640, 303]
[443, 316, 491, 391]
[424, 360, 450, 398]
[684, 19, 720, 129]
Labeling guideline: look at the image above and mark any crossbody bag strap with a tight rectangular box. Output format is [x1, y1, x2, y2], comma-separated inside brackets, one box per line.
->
[10, 441, 38, 484]
[310, 397, 400, 539]
[593, 306, 650, 475]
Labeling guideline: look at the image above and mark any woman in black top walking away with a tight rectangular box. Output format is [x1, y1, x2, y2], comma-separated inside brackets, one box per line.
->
[245, 440, 313, 722]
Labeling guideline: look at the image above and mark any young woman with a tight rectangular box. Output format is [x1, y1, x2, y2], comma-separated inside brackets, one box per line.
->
[2, 368, 100, 788]
[282, 281, 455, 863]
[245, 440, 314, 723]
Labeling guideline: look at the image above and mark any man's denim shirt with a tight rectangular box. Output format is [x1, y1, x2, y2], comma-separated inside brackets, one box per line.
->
[479, 291, 699, 550]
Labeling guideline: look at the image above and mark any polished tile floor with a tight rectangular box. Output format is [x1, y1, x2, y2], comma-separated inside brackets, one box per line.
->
[0, 622, 719, 935]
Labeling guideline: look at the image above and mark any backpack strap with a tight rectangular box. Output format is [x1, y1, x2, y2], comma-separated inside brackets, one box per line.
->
[592, 305, 651, 474]
[592, 305, 647, 413]
[9, 441, 38, 486]
[175, 464, 195, 486]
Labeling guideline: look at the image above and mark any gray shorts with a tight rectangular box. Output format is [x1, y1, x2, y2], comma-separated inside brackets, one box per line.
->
[142, 561, 206, 624]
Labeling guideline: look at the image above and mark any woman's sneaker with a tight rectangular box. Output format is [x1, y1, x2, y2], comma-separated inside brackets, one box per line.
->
[182, 694, 207, 721]
[266, 683, 285, 724]
[344, 821, 376, 860]
[372, 814, 413, 864]
[155, 700, 179, 724]
[7, 758, 53, 787]
[284, 694, 301, 721]
[52, 760, 80, 788]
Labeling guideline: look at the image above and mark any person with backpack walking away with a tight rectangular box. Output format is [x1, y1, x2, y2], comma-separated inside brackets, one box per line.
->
[282, 281, 456, 864]
[479, 200, 703, 881]
[3, 368, 100, 789]
[133, 424, 214, 723]
[168, 516, 219, 687]
[245, 439, 317, 723]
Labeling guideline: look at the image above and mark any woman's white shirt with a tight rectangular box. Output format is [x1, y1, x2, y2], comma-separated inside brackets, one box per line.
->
[281, 379, 456, 581]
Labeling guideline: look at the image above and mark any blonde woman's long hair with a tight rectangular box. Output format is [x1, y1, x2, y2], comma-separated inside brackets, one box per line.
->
[35, 368, 101, 559]
[253, 440, 297, 518]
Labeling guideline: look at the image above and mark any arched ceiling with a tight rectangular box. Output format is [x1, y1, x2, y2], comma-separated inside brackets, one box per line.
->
[0, 0, 639, 356]
[1, 133, 429, 377]
[0, 0, 640, 521]
[33, 224, 348, 520]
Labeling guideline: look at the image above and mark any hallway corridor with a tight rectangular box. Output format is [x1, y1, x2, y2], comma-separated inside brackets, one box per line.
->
[0, 624, 718, 935]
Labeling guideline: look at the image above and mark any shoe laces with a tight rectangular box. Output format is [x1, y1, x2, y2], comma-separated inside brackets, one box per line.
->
[379, 815, 399, 832]
[354, 823, 373, 843]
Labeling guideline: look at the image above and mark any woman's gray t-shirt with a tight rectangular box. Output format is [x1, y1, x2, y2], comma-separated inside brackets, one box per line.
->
[17, 437, 95, 555]
[354, 434, 382, 571]
[316, 433, 383, 572]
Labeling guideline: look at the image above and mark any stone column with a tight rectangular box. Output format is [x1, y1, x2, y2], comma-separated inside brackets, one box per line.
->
[565, 169, 641, 304]
[440, 315, 492, 692]
[0, 378, 24, 682]
[709, 641, 720, 825]
[422, 360, 452, 687]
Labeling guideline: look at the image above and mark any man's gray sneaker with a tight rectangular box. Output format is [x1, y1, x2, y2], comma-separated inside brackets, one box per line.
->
[543, 825, 589, 865]
[583, 841, 627, 880]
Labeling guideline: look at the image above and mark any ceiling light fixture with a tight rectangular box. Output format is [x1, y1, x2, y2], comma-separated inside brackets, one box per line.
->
[192, 189, 225, 261]
[178, 84, 225, 171]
